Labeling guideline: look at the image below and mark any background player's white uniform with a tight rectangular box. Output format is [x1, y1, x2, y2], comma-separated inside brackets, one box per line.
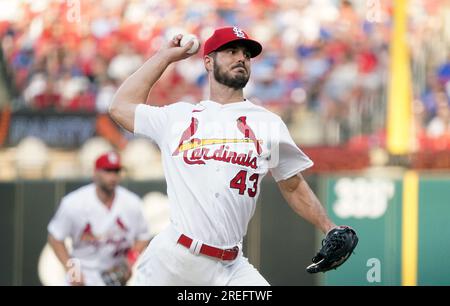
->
[133, 99, 313, 285]
[48, 183, 151, 285]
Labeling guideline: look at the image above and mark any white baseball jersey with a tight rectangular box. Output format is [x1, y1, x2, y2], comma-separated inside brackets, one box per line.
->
[134, 99, 312, 247]
[48, 184, 151, 274]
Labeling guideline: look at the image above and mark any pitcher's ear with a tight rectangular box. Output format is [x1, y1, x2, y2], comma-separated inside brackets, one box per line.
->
[204, 55, 213, 72]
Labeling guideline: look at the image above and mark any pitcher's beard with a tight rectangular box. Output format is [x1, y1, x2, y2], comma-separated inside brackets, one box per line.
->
[213, 63, 249, 89]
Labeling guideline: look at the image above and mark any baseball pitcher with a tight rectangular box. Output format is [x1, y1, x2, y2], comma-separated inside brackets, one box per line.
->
[109, 26, 357, 285]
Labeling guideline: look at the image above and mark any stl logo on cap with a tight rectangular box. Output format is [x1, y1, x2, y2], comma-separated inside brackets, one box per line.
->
[203, 26, 262, 58]
[95, 152, 121, 170]
[232, 27, 246, 38]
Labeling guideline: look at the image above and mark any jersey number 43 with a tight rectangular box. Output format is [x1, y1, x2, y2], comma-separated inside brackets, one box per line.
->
[229, 170, 259, 198]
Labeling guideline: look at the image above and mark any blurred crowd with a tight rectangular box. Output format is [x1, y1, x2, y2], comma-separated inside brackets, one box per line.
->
[0, 0, 449, 149]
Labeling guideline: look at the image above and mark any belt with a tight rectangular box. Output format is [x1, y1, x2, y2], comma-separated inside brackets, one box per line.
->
[177, 234, 239, 261]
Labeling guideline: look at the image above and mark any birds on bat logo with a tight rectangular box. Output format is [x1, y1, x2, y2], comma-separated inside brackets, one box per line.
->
[172, 115, 263, 169]
[79, 218, 130, 249]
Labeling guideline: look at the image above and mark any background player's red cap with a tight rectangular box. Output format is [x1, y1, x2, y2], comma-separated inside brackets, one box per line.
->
[95, 152, 122, 170]
[203, 26, 262, 58]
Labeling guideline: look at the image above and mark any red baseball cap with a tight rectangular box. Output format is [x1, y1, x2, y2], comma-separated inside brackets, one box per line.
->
[95, 152, 122, 170]
[203, 26, 262, 58]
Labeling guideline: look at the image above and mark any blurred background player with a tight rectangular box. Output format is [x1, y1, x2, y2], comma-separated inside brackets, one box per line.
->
[47, 152, 151, 286]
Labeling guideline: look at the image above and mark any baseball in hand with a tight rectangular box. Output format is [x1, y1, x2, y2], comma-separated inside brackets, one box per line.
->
[180, 34, 200, 54]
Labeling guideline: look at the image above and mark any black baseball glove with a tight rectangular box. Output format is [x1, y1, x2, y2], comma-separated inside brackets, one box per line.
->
[306, 225, 358, 273]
